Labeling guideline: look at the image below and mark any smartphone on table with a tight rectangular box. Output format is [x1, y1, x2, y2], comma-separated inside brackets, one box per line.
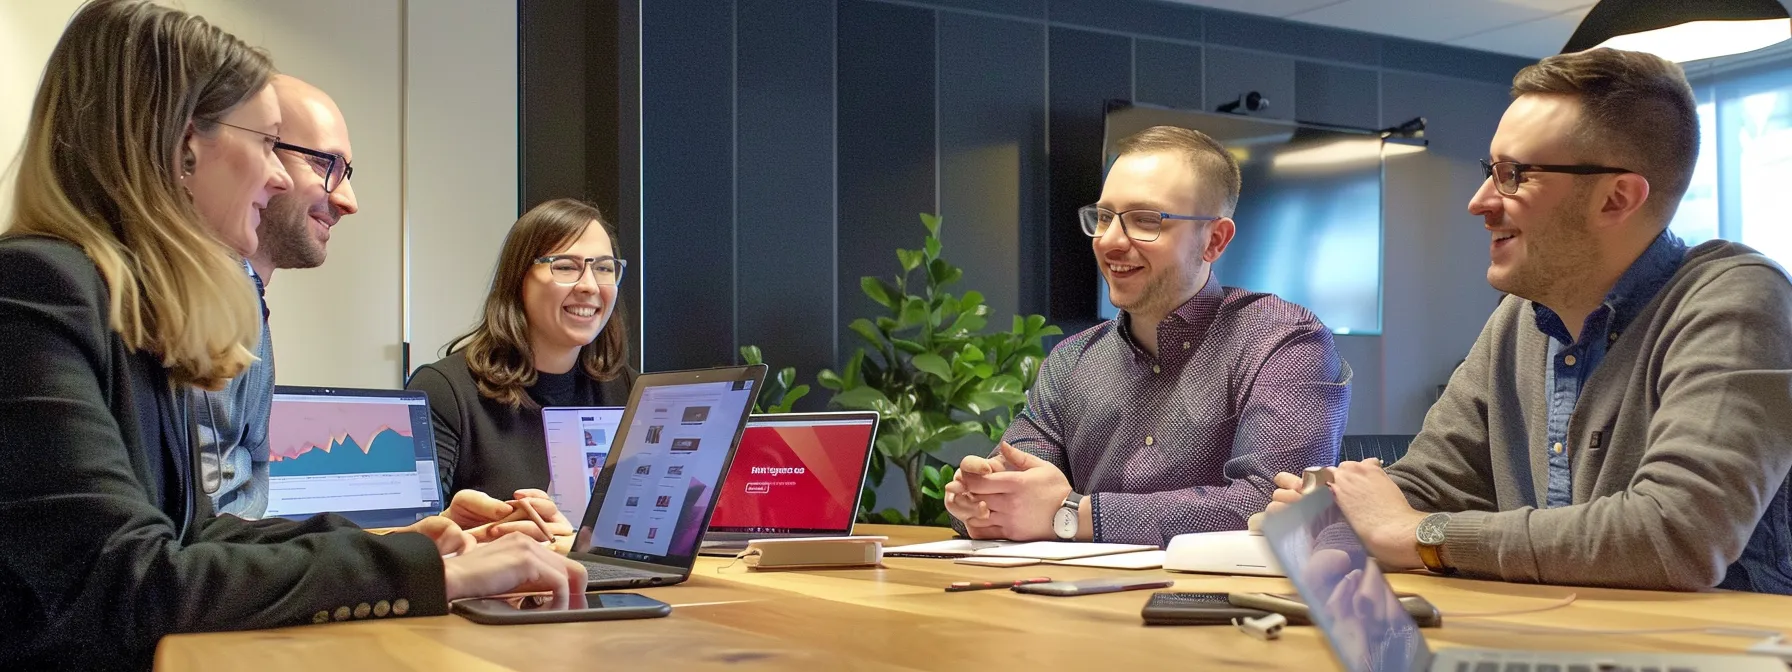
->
[1140, 592, 1286, 626]
[452, 592, 672, 625]
[1011, 577, 1174, 597]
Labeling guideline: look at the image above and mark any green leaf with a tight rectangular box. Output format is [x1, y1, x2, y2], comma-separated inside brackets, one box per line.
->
[967, 374, 1028, 412]
[962, 344, 985, 363]
[861, 276, 896, 309]
[945, 311, 986, 336]
[843, 350, 864, 387]
[833, 386, 894, 414]
[922, 463, 941, 487]
[848, 318, 883, 349]
[891, 338, 926, 355]
[816, 368, 843, 391]
[960, 291, 984, 311]
[879, 508, 906, 525]
[920, 213, 942, 237]
[898, 299, 929, 329]
[860, 486, 877, 513]
[925, 235, 941, 260]
[912, 352, 951, 380]
[740, 345, 763, 365]
[776, 367, 795, 390]
[896, 249, 924, 273]
[973, 363, 996, 378]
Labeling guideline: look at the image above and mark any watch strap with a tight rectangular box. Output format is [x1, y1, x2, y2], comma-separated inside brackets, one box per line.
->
[1416, 542, 1454, 575]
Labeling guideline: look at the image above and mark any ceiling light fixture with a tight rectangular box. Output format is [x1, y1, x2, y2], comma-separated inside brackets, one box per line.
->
[1563, 0, 1792, 62]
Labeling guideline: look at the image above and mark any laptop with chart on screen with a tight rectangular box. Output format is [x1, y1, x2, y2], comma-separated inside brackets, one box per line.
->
[264, 386, 445, 528]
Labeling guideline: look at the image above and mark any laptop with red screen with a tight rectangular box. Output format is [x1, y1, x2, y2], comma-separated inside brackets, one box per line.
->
[698, 411, 879, 554]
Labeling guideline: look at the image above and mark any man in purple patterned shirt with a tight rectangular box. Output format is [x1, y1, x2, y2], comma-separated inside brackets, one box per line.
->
[945, 126, 1351, 545]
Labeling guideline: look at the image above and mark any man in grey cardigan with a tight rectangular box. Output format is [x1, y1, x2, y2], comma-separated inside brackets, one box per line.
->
[1268, 48, 1792, 595]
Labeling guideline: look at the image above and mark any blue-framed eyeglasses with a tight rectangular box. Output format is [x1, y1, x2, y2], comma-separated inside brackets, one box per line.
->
[1078, 205, 1221, 242]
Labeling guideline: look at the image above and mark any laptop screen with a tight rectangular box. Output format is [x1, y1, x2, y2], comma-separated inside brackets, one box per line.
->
[581, 371, 760, 565]
[1260, 488, 1431, 672]
[541, 407, 625, 518]
[706, 413, 878, 536]
[265, 387, 443, 528]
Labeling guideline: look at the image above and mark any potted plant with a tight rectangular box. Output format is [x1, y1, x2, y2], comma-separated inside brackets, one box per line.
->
[818, 214, 1060, 525]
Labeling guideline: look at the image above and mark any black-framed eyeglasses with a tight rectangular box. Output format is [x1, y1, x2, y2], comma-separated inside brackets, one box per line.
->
[1480, 159, 1632, 196]
[275, 141, 354, 193]
[534, 254, 627, 287]
[1078, 205, 1220, 243]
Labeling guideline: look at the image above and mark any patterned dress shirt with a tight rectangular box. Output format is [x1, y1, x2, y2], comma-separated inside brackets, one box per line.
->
[1000, 275, 1351, 545]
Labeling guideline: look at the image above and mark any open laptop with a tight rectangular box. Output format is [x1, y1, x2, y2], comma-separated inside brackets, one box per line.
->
[264, 386, 445, 528]
[540, 406, 625, 518]
[697, 411, 880, 555]
[568, 364, 766, 589]
[1260, 488, 1784, 672]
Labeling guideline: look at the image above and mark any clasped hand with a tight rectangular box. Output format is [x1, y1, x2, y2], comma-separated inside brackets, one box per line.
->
[943, 442, 1072, 541]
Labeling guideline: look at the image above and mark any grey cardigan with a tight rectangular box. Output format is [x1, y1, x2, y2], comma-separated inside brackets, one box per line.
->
[1389, 240, 1792, 594]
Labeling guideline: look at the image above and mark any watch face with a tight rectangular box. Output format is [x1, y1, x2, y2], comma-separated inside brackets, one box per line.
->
[1416, 513, 1449, 546]
[1053, 506, 1076, 538]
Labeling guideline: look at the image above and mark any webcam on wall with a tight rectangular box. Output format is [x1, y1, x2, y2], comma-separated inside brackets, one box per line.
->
[1216, 91, 1269, 115]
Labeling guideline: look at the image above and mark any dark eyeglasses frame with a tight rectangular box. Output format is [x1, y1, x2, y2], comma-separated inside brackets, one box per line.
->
[1480, 159, 1632, 196]
[534, 254, 629, 287]
[274, 141, 354, 194]
[1077, 204, 1221, 243]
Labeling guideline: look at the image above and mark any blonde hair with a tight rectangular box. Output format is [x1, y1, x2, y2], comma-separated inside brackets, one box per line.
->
[7, 0, 273, 390]
[1113, 125, 1242, 217]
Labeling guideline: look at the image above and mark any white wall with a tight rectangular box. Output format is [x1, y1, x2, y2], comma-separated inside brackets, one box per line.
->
[405, 1, 519, 371]
[0, 0, 516, 390]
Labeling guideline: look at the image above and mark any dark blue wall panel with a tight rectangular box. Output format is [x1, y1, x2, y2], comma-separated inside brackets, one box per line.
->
[737, 0, 838, 389]
[1047, 26, 1131, 326]
[1134, 38, 1204, 111]
[640, 0, 735, 371]
[939, 12, 1046, 328]
[1204, 9, 1381, 67]
[837, 0, 937, 361]
[1049, 0, 1202, 43]
[1296, 61, 1380, 130]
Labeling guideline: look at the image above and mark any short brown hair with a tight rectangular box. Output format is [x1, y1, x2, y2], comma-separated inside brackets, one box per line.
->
[446, 199, 631, 408]
[1113, 125, 1242, 217]
[1511, 48, 1698, 220]
[8, 0, 273, 390]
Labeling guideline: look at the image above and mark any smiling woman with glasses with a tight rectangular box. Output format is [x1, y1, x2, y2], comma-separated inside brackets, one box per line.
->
[407, 198, 636, 500]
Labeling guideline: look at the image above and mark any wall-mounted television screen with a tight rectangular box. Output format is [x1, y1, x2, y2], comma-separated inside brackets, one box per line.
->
[1099, 103, 1394, 335]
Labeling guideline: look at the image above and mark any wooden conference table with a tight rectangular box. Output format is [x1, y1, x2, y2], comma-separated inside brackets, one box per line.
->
[157, 524, 1792, 671]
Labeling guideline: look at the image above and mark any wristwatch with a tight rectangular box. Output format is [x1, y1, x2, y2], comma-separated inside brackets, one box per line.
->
[1415, 512, 1455, 575]
[1053, 492, 1085, 540]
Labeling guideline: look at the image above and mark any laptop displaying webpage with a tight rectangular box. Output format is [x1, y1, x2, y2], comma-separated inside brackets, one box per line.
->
[542, 407, 624, 519]
[264, 389, 442, 527]
[586, 378, 756, 563]
[707, 416, 876, 535]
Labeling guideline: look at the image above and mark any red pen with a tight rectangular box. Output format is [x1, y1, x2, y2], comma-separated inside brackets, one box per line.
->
[946, 577, 1053, 592]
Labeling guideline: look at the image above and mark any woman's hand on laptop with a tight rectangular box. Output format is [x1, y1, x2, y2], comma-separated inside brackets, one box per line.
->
[444, 489, 574, 543]
[442, 532, 588, 608]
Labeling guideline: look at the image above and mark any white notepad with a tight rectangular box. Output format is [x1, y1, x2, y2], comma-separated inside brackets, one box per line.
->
[952, 549, 1166, 570]
[970, 541, 1158, 561]
[883, 539, 1019, 557]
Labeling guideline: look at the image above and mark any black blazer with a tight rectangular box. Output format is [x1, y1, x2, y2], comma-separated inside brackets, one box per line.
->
[0, 236, 446, 671]
[407, 350, 634, 500]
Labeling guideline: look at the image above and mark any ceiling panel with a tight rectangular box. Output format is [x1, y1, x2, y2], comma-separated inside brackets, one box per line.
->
[1446, 4, 1592, 58]
[1161, 0, 1346, 17]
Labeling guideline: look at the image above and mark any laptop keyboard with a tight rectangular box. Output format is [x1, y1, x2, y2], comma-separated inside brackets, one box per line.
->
[581, 561, 648, 583]
[1459, 664, 1697, 672]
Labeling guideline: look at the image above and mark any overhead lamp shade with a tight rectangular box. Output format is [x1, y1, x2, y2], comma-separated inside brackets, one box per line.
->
[1563, 0, 1792, 62]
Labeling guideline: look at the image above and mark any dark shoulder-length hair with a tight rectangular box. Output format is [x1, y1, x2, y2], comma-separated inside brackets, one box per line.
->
[446, 198, 630, 407]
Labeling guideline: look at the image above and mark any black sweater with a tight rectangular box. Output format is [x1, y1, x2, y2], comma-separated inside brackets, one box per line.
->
[406, 350, 634, 500]
[0, 236, 444, 670]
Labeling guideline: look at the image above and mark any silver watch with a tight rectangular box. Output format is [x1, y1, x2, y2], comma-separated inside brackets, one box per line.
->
[1053, 492, 1085, 540]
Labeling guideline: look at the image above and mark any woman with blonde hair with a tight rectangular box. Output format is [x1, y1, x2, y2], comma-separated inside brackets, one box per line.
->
[0, 1, 581, 667]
